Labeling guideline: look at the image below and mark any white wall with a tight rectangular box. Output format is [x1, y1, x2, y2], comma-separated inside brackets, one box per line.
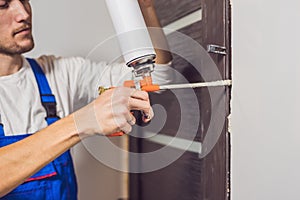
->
[231, 0, 300, 199]
[28, 0, 116, 58]
[28, 1, 125, 199]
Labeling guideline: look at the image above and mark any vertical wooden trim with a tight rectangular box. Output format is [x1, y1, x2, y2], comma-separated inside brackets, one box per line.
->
[200, 0, 231, 199]
[225, 0, 232, 199]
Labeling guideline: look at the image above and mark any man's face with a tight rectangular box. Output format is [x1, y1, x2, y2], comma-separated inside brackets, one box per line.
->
[0, 0, 34, 55]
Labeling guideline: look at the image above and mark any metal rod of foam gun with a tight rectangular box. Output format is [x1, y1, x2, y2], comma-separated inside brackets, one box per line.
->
[160, 79, 232, 90]
[141, 79, 232, 92]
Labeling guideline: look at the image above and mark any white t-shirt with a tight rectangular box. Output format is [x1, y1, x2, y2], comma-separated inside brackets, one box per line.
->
[0, 55, 173, 136]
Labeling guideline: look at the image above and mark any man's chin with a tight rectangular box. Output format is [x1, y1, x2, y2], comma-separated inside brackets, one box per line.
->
[0, 38, 35, 55]
[21, 42, 34, 54]
[17, 40, 35, 54]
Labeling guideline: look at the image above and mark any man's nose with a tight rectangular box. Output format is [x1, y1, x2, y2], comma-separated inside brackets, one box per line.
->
[13, 1, 31, 22]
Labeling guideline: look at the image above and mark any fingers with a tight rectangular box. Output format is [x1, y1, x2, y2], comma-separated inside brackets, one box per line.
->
[111, 88, 153, 133]
[128, 97, 150, 110]
[113, 87, 153, 120]
[128, 98, 154, 123]
[121, 122, 132, 134]
[130, 89, 149, 101]
[142, 108, 154, 123]
[82, 87, 153, 136]
[128, 91, 154, 123]
[113, 112, 135, 134]
[126, 112, 136, 126]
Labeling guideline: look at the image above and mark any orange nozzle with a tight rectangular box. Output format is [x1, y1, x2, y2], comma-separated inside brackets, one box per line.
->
[123, 76, 159, 92]
[140, 76, 153, 87]
[123, 80, 135, 88]
[141, 84, 160, 92]
[107, 131, 124, 137]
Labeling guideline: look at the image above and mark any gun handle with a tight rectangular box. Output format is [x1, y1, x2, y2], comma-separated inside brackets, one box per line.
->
[107, 131, 125, 137]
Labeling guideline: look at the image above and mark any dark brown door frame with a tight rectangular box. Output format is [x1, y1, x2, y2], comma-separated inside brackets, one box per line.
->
[200, 0, 231, 199]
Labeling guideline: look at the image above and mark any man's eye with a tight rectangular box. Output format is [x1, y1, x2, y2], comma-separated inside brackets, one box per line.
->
[0, 1, 8, 8]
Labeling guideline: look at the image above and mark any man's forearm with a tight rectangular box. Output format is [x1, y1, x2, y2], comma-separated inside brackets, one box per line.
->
[0, 115, 80, 197]
[0, 85, 153, 197]
[140, 4, 173, 64]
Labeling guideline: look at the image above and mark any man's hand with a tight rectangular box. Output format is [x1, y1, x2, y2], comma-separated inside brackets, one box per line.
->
[73, 87, 153, 138]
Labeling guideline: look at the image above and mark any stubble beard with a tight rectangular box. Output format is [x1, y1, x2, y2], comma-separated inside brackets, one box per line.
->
[0, 35, 35, 56]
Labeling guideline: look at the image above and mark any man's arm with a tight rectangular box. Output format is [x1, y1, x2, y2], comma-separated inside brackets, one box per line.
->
[0, 87, 152, 197]
[138, 0, 173, 64]
[0, 115, 79, 197]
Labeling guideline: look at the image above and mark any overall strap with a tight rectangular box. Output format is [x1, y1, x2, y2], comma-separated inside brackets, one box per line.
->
[0, 58, 60, 136]
[0, 123, 3, 137]
[27, 58, 60, 125]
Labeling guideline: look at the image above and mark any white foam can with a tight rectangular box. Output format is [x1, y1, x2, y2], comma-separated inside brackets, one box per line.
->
[105, 0, 156, 66]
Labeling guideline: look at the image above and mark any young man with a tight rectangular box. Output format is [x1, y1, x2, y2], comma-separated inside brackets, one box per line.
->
[0, 0, 172, 199]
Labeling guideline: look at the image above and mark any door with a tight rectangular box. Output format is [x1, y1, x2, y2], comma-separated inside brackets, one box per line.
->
[129, 0, 231, 199]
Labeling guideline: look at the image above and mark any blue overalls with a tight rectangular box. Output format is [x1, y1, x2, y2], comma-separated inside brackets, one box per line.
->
[0, 58, 77, 200]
